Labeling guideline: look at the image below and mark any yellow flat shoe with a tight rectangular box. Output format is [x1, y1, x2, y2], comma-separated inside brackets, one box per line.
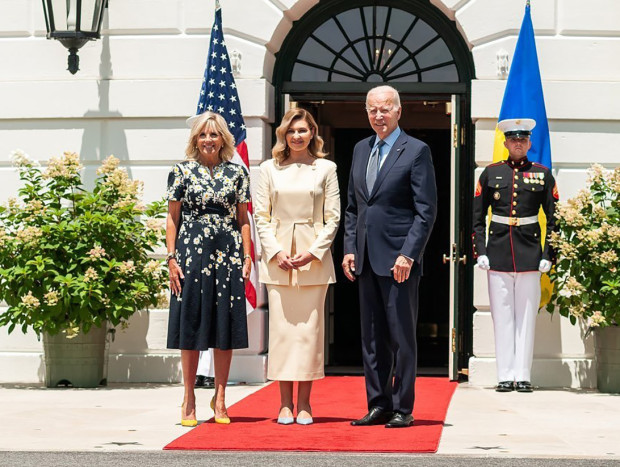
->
[210, 395, 215, 410]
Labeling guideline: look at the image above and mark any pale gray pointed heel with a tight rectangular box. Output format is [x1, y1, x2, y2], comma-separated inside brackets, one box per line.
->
[277, 416, 294, 425]
[296, 417, 313, 425]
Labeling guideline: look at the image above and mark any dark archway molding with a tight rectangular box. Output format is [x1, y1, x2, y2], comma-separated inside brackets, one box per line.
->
[273, 0, 476, 100]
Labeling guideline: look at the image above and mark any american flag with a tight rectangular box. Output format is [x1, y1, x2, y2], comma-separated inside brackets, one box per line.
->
[194, 0, 257, 312]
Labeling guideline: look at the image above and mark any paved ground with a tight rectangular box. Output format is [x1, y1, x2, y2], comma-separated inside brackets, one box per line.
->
[0, 381, 619, 464]
[0, 452, 619, 467]
[441, 384, 620, 458]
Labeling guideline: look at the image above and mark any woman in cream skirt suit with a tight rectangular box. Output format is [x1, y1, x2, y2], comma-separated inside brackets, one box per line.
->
[254, 108, 340, 425]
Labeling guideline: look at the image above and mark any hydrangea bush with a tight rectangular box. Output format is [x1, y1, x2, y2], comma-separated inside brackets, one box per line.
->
[0, 150, 167, 336]
[547, 164, 620, 331]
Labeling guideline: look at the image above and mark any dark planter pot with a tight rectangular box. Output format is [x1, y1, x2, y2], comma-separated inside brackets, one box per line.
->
[594, 326, 620, 394]
[42, 323, 109, 388]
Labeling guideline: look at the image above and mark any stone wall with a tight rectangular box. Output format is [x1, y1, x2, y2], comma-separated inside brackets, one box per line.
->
[1, 0, 618, 386]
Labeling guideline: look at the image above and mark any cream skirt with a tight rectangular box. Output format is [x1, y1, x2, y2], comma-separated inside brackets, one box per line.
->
[266, 283, 327, 381]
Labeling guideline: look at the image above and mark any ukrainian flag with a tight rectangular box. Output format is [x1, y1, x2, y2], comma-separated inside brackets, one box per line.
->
[493, 1, 554, 307]
[492, 1, 551, 169]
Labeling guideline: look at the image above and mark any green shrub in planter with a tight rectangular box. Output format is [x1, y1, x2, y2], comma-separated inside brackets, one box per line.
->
[547, 164, 620, 331]
[547, 164, 620, 392]
[0, 150, 168, 338]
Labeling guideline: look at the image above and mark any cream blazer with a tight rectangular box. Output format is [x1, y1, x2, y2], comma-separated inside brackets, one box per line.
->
[254, 158, 340, 286]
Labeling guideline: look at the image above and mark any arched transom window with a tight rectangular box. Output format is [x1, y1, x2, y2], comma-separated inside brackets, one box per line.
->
[291, 5, 459, 83]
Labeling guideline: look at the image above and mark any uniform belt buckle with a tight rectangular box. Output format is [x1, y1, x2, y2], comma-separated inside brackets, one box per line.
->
[508, 217, 519, 226]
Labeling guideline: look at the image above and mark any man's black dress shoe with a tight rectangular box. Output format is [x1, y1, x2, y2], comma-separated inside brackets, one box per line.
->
[385, 412, 414, 428]
[195, 375, 215, 388]
[515, 381, 533, 392]
[495, 381, 514, 392]
[350, 407, 393, 426]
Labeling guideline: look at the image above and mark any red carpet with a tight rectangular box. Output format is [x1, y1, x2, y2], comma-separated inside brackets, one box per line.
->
[164, 376, 457, 453]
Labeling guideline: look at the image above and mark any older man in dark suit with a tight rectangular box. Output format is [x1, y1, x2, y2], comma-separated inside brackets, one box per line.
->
[343, 85, 437, 428]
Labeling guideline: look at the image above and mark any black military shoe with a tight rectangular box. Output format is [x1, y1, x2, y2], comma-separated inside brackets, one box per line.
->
[515, 381, 533, 392]
[351, 407, 393, 426]
[195, 375, 215, 388]
[495, 381, 515, 392]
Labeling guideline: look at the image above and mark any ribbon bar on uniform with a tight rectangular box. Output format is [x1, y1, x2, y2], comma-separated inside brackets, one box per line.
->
[491, 214, 538, 226]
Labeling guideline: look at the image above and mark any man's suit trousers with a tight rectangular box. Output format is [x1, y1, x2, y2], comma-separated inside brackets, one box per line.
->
[359, 254, 420, 415]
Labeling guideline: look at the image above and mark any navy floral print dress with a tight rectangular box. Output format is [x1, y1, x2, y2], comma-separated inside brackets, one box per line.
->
[166, 160, 249, 350]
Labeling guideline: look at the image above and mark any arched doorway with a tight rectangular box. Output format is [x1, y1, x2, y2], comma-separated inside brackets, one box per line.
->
[273, 0, 475, 378]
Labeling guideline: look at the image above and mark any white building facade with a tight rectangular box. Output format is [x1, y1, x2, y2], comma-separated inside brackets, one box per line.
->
[1, 0, 618, 387]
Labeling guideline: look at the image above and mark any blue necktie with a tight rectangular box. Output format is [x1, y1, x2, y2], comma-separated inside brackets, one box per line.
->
[366, 140, 386, 193]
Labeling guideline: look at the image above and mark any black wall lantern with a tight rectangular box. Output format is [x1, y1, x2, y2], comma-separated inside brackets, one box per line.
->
[42, 0, 108, 74]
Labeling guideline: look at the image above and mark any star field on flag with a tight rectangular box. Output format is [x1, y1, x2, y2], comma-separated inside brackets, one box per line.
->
[196, 4, 247, 146]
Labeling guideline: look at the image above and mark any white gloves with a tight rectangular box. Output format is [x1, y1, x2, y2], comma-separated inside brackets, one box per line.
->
[539, 259, 552, 273]
[477, 255, 490, 270]
[477, 256, 550, 272]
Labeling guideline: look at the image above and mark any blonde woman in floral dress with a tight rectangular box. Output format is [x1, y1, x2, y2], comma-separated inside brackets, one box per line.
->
[166, 112, 252, 426]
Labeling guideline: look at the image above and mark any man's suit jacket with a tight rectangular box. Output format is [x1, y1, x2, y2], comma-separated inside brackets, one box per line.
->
[254, 158, 340, 286]
[344, 131, 437, 277]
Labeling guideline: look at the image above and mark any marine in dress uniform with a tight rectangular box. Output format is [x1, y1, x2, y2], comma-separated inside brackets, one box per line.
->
[472, 118, 559, 393]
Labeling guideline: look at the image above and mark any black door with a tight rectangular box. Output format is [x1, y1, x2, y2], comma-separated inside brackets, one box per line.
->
[328, 124, 451, 373]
